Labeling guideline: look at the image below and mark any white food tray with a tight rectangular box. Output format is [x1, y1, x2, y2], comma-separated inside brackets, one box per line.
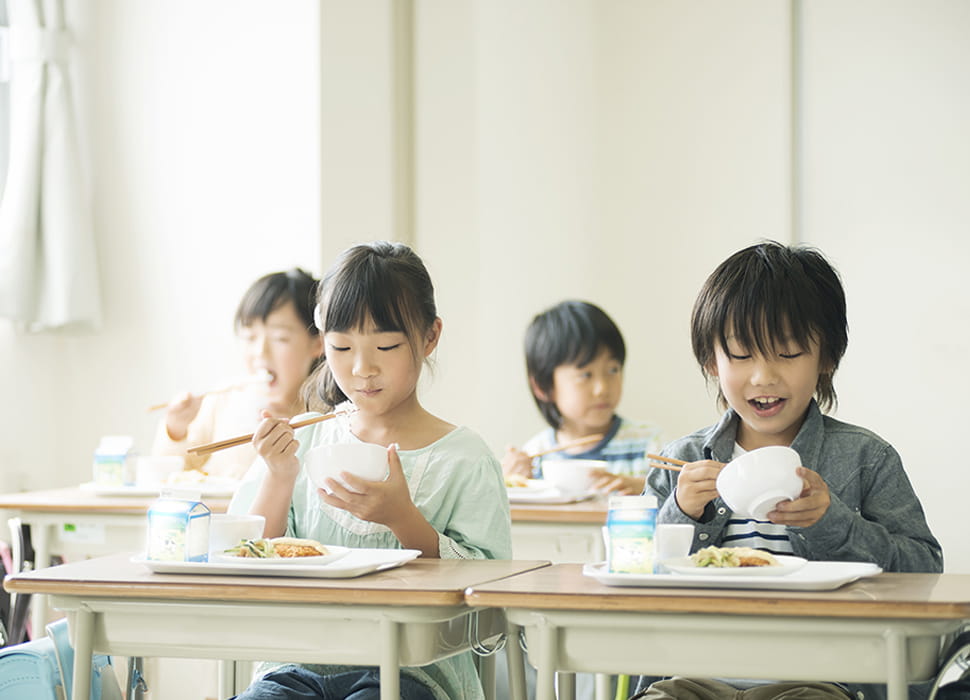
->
[135, 548, 420, 579]
[507, 483, 597, 504]
[81, 480, 239, 497]
[583, 560, 882, 591]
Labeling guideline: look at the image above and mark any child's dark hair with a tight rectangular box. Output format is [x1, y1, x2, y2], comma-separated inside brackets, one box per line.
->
[234, 268, 320, 336]
[307, 241, 437, 409]
[525, 300, 626, 429]
[690, 240, 848, 412]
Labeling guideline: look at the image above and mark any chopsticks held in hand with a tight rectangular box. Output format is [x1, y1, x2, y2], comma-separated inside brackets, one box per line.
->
[647, 453, 687, 473]
[647, 453, 726, 473]
[187, 409, 350, 456]
[147, 371, 272, 412]
[528, 434, 604, 459]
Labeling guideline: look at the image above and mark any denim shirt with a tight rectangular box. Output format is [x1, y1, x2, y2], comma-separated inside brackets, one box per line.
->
[646, 400, 943, 574]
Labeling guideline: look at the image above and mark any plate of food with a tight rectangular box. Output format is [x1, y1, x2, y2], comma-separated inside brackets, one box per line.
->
[80, 472, 240, 497]
[664, 546, 807, 577]
[582, 560, 881, 591]
[211, 537, 350, 566]
[135, 547, 419, 579]
[505, 476, 596, 504]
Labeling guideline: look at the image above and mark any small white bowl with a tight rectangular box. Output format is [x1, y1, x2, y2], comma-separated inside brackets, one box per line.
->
[135, 456, 185, 486]
[540, 459, 607, 495]
[305, 442, 389, 494]
[716, 445, 803, 520]
[208, 513, 265, 554]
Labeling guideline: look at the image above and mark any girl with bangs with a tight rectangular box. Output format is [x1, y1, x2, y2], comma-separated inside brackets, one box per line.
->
[230, 241, 511, 700]
[635, 241, 941, 700]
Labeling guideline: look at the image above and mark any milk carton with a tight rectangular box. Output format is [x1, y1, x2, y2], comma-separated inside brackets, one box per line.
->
[146, 492, 211, 562]
[92, 436, 137, 486]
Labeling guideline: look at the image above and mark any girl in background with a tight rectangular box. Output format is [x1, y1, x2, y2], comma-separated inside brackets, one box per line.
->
[153, 269, 323, 479]
[232, 241, 511, 700]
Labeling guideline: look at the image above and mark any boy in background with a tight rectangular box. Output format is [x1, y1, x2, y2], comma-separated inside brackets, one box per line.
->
[503, 300, 662, 495]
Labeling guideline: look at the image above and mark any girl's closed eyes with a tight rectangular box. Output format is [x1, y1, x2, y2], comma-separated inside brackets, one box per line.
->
[325, 334, 408, 353]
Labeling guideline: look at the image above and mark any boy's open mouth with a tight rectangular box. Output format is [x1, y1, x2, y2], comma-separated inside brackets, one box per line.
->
[749, 397, 785, 416]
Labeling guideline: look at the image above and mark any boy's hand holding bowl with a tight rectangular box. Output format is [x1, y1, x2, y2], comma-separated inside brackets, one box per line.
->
[716, 445, 804, 520]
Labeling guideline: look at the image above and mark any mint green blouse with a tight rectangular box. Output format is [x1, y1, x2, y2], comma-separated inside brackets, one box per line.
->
[229, 414, 512, 699]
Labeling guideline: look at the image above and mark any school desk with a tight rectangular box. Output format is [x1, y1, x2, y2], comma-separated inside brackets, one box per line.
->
[508, 497, 612, 700]
[0, 487, 602, 638]
[465, 563, 970, 700]
[508, 497, 608, 563]
[3, 552, 549, 700]
[0, 487, 230, 639]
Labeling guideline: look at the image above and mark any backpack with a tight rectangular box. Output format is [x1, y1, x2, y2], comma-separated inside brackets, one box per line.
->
[0, 617, 123, 700]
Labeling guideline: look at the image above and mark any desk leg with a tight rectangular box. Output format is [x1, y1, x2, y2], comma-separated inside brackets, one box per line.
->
[218, 660, 236, 698]
[559, 671, 576, 700]
[595, 673, 613, 700]
[30, 523, 53, 637]
[885, 629, 907, 700]
[479, 653, 496, 700]
[380, 617, 400, 700]
[507, 623, 528, 700]
[536, 623, 557, 700]
[73, 609, 95, 700]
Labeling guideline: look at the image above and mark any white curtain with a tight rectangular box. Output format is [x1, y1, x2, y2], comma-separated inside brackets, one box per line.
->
[0, 0, 100, 331]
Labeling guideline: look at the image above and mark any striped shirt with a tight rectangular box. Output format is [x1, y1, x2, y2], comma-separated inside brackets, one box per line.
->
[720, 443, 793, 554]
[523, 416, 663, 479]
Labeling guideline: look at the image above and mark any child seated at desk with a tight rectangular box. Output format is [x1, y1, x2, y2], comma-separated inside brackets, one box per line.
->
[502, 300, 662, 495]
[635, 241, 942, 700]
[153, 269, 324, 480]
[230, 242, 511, 700]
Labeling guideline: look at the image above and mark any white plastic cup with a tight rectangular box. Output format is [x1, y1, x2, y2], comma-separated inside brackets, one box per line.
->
[654, 523, 695, 573]
[208, 513, 266, 555]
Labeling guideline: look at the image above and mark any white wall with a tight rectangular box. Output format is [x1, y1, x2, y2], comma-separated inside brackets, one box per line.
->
[415, 1, 968, 573]
[0, 0, 322, 493]
[0, 0, 966, 580]
[799, 0, 970, 573]
[419, 0, 791, 448]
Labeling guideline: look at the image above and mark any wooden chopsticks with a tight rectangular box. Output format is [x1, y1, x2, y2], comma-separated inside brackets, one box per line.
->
[647, 453, 727, 472]
[647, 453, 685, 472]
[528, 434, 604, 459]
[187, 409, 351, 456]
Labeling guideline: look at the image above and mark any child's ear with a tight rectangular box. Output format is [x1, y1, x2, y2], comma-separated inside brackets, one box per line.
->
[422, 318, 443, 357]
[529, 376, 551, 402]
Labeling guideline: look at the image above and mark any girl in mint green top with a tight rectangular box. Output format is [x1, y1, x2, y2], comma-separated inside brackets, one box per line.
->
[230, 242, 511, 700]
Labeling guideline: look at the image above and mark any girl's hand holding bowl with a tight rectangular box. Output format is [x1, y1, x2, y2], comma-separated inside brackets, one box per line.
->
[314, 444, 417, 528]
[305, 442, 390, 494]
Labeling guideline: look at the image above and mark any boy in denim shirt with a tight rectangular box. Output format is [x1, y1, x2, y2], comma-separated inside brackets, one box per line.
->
[637, 241, 942, 700]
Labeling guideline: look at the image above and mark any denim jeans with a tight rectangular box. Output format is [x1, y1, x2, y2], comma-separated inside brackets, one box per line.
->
[231, 666, 437, 700]
[632, 678, 851, 699]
